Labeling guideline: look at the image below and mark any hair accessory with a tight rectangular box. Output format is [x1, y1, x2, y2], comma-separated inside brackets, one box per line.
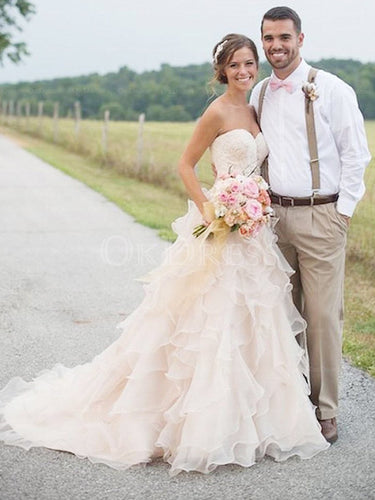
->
[214, 40, 228, 63]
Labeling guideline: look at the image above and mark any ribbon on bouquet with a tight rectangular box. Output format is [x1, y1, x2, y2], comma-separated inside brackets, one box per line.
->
[197, 201, 232, 266]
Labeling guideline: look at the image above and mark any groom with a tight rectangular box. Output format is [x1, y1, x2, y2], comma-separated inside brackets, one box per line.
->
[250, 6, 371, 443]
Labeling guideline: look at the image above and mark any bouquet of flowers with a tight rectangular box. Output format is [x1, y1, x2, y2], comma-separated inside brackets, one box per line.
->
[193, 173, 273, 239]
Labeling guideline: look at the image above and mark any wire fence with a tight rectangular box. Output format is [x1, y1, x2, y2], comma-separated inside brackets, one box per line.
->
[0, 99, 213, 196]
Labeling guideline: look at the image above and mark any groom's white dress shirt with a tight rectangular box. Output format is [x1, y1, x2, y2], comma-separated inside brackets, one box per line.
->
[250, 59, 371, 216]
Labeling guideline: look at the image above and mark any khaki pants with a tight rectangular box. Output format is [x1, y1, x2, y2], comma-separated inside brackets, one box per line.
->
[273, 202, 348, 420]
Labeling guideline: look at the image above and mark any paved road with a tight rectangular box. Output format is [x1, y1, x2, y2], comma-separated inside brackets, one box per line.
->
[0, 134, 374, 500]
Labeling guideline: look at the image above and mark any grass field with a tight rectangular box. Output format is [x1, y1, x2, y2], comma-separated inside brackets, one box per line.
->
[343, 121, 375, 375]
[1, 115, 214, 195]
[0, 117, 374, 376]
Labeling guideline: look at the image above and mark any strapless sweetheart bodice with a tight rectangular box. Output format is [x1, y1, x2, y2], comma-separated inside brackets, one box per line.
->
[210, 129, 268, 177]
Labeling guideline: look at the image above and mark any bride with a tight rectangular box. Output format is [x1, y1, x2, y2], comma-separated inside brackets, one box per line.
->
[0, 34, 329, 476]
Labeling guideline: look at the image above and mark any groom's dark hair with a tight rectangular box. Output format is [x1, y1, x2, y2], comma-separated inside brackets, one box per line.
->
[261, 6, 302, 34]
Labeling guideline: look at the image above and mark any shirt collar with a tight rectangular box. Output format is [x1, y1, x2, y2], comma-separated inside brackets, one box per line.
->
[270, 59, 311, 86]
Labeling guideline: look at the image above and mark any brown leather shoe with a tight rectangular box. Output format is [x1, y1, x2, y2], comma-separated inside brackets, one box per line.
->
[319, 417, 338, 443]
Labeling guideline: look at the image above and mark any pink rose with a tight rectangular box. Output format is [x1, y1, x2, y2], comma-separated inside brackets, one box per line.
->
[243, 179, 259, 198]
[230, 182, 241, 193]
[227, 195, 237, 205]
[239, 225, 250, 237]
[245, 199, 263, 221]
[224, 213, 236, 226]
[258, 189, 271, 205]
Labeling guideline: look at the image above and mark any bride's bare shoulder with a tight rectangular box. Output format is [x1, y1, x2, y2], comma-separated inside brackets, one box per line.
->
[199, 96, 227, 130]
[204, 95, 227, 115]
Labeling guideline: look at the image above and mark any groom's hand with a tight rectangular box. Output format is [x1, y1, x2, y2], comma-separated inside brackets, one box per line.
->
[343, 215, 351, 227]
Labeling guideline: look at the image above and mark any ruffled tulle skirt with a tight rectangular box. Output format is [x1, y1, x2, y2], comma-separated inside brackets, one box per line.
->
[0, 201, 329, 475]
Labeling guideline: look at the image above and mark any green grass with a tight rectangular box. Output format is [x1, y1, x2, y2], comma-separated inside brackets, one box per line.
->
[343, 121, 375, 375]
[2, 116, 214, 195]
[1, 119, 374, 376]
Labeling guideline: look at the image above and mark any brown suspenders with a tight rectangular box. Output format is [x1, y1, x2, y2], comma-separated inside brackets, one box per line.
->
[257, 68, 320, 192]
[304, 68, 320, 192]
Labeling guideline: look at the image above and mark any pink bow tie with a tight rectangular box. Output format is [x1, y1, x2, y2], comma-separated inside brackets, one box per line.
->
[269, 79, 295, 93]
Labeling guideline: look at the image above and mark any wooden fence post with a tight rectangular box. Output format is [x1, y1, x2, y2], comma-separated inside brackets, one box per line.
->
[53, 102, 59, 142]
[101, 109, 110, 158]
[74, 101, 81, 138]
[25, 101, 30, 130]
[8, 100, 14, 125]
[16, 101, 22, 127]
[1, 101, 7, 124]
[38, 101, 44, 134]
[137, 113, 145, 173]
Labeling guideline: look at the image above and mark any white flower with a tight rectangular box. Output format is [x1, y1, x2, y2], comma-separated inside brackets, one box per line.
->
[264, 206, 274, 215]
[252, 175, 269, 190]
[215, 205, 227, 218]
[302, 82, 319, 101]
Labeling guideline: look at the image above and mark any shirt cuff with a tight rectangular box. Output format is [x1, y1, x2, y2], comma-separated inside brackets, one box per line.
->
[336, 196, 357, 217]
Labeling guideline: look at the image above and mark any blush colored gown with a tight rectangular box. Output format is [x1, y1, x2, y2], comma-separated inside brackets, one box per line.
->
[0, 129, 329, 475]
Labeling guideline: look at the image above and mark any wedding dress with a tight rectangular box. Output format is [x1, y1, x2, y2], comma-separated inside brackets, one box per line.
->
[0, 129, 329, 476]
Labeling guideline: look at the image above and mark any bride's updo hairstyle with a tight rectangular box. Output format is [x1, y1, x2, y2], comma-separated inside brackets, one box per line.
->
[212, 34, 259, 84]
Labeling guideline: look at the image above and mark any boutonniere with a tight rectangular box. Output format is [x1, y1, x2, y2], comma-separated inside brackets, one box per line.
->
[302, 82, 319, 101]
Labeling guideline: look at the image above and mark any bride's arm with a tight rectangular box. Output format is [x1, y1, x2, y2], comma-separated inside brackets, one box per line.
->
[178, 107, 221, 217]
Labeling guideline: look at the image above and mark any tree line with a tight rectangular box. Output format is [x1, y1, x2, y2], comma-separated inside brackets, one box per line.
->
[0, 59, 374, 121]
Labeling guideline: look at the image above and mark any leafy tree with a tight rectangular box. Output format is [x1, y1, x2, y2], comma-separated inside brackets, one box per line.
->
[0, 0, 35, 64]
[0, 57, 374, 120]
[98, 102, 125, 120]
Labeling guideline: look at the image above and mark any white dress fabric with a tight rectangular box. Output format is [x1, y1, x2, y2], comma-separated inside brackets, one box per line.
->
[0, 130, 329, 476]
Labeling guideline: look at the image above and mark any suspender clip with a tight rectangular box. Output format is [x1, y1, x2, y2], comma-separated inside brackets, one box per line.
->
[310, 189, 319, 206]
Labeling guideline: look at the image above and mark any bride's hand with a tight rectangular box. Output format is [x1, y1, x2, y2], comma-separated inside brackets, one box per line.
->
[202, 201, 215, 225]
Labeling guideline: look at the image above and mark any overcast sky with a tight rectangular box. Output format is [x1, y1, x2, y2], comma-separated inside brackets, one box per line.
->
[0, 0, 373, 84]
